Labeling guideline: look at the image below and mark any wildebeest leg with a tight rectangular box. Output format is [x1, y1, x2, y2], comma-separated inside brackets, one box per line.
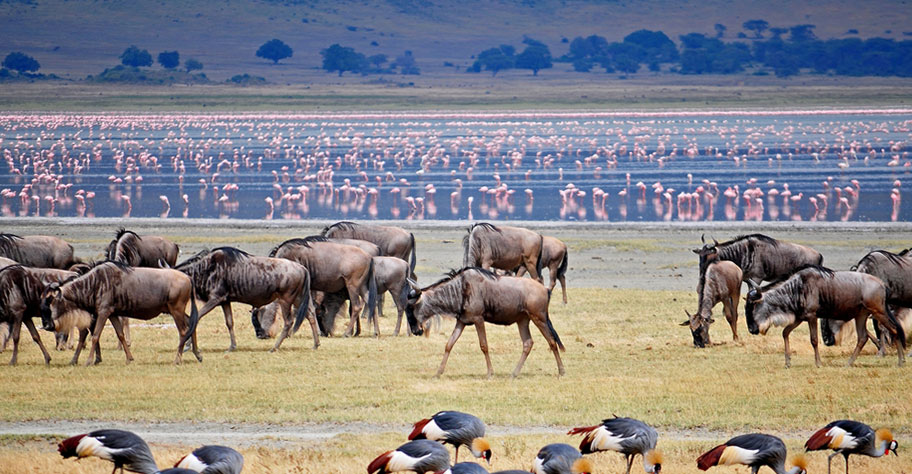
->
[343, 285, 364, 337]
[724, 297, 739, 342]
[270, 301, 294, 352]
[435, 321, 466, 378]
[69, 328, 88, 365]
[558, 272, 567, 305]
[393, 289, 406, 337]
[807, 317, 821, 368]
[116, 318, 131, 350]
[221, 303, 237, 352]
[511, 319, 534, 378]
[474, 321, 494, 378]
[846, 317, 869, 367]
[23, 318, 52, 365]
[781, 320, 802, 368]
[530, 315, 565, 376]
[8, 319, 22, 365]
[84, 311, 112, 366]
[108, 316, 134, 364]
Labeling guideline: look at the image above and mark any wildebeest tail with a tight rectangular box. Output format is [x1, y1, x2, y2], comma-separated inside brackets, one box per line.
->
[250, 307, 266, 339]
[408, 232, 417, 278]
[180, 286, 200, 349]
[535, 234, 544, 280]
[366, 258, 378, 323]
[885, 297, 907, 349]
[292, 270, 312, 334]
[544, 292, 565, 351]
[556, 247, 569, 281]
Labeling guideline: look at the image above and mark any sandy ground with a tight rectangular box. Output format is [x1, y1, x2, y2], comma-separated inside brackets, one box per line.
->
[3, 217, 912, 445]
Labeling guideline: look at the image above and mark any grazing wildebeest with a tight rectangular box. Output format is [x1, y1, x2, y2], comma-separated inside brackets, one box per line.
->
[39, 261, 200, 366]
[681, 260, 742, 348]
[176, 247, 317, 352]
[269, 237, 377, 337]
[744, 266, 906, 368]
[0, 233, 76, 269]
[515, 235, 569, 304]
[0, 265, 75, 365]
[463, 223, 544, 283]
[694, 233, 822, 287]
[405, 267, 565, 378]
[105, 228, 180, 267]
[322, 221, 416, 277]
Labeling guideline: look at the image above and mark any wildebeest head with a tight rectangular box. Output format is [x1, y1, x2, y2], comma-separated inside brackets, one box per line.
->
[821, 318, 840, 346]
[681, 309, 713, 348]
[40, 283, 92, 334]
[404, 279, 425, 336]
[744, 279, 789, 336]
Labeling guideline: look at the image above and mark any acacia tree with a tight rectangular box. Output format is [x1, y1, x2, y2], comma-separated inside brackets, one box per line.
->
[184, 58, 203, 73]
[120, 45, 152, 67]
[2, 52, 40, 74]
[256, 39, 293, 64]
[157, 51, 180, 69]
[515, 38, 552, 76]
[321, 44, 367, 76]
[743, 19, 770, 39]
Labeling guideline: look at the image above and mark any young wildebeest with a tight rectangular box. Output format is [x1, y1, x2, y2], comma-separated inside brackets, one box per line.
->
[322, 221, 416, 277]
[176, 247, 317, 352]
[269, 237, 377, 337]
[0, 265, 75, 365]
[40, 261, 201, 366]
[0, 233, 77, 268]
[106, 228, 180, 267]
[694, 233, 822, 286]
[405, 267, 565, 378]
[681, 260, 742, 348]
[463, 223, 544, 283]
[744, 266, 906, 368]
[515, 235, 569, 304]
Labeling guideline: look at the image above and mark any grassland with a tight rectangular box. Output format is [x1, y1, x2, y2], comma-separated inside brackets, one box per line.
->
[1, 221, 911, 472]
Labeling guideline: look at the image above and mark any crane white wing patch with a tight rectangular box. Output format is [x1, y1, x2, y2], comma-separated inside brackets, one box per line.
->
[719, 445, 758, 465]
[825, 426, 858, 449]
[589, 426, 633, 452]
[177, 453, 208, 471]
[386, 450, 430, 472]
[77, 436, 119, 461]
[422, 419, 448, 442]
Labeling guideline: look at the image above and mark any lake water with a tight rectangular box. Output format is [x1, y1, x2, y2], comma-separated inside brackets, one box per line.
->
[1, 110, 910, 222]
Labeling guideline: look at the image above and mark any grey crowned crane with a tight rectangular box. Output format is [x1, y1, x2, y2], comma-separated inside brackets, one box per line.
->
[174, 445, 244, 474]
[568, 416, 663, 473]
[368, 439, 452, 474]
[697, 433, 808, 474]
[805, 419, 898, 474]
[57, 428, 200, 474]
[409, 411, 492, 464]
[532, 443, 593, 474]
[451, 462, 490, 474]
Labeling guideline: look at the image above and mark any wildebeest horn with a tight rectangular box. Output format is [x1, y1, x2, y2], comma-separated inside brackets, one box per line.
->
[701, 233, 706, 244]
[712, 237, 719, 246]
[746, 279, 760, 291]
[680, 309, 694, 326]
[406, 278, 419, 290]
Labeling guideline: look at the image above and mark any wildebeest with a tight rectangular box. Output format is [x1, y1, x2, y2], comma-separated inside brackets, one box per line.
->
[322, 221, 416, 276]
[842, 248, 912, 351]
[515, 235, 569, 304]
[694, 234, 822, 286]
[463, 223, 544, 283]
[682, 260, 742, 348]
[405, 267, 565, 378]
[744, 266, 906, 367]
[269, 237, 377, 337]
[39, 261, 200, 366]
[0, 233, 77, 268]
[0, 265, 75, 365]
[105, 228, 180, 267]
[176, 247, 317, 352]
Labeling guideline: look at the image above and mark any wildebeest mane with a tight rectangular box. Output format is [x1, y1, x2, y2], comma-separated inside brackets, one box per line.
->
[462, 223, 502, 267]
[321, 221, 357, 236]
[114, 227, 141, 241]
[853, 249, 908, 271]
[108, 228, 143, 263]
[727, 233, 780, 246]
[427, 267, 497, 290]
[793, 264, 836, 278]
[269, 236, 328, 256]
[0, 233, 24, 260]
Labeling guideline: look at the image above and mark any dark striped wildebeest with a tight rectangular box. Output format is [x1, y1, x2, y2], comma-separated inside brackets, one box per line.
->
[744, 265, 906, 368]
[463, 223, 544, 283]
[515, 235, 569, 304]
[39, 261, 200, 366]
[693, 233, 822, 287]
[269, 237, 377, 337]
[0, 265, 75, 365]
[176, 247, 317, 352]
[322, 221, 416, 277]
[405, 267, 565, 378]
[681, 260, 743, 348]
[0, 233, 77, 269]
[105, 228, 180, 268]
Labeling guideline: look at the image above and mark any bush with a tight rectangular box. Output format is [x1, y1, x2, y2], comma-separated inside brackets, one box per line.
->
[158, 51, 180, 69]
[256, 39, 293, 64]
[120, 45, 152, 67]
[3, 52, 40, 73]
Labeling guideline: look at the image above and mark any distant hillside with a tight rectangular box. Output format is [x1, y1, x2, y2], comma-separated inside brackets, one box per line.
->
[1, 0, 910, 83]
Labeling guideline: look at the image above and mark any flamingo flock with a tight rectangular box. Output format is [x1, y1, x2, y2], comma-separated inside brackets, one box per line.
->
[0, 111, 909, 222]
